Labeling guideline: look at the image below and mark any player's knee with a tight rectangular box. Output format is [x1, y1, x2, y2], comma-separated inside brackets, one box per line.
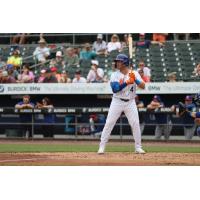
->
[129, 118, 139, 126]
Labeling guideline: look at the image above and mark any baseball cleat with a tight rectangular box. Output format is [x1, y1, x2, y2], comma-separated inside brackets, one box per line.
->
[97, 146, 105, 154]
[135, 148, 146, 154]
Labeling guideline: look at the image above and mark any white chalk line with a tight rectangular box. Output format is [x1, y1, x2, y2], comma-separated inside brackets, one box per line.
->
[0, 155, 73, 163]
[0, 157, 49, 163]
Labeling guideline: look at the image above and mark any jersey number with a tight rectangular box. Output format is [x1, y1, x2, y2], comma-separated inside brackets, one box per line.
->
[130, 86, 134, 92]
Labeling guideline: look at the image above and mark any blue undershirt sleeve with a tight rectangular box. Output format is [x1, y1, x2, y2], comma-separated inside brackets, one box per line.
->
[110, 82, 127, 93]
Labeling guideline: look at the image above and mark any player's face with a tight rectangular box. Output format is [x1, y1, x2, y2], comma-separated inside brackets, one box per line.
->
[42, 99, 47, 105]
[116, 61, 124, 70]
[23, 97, 29, 104]
[185, 100, 192, 105]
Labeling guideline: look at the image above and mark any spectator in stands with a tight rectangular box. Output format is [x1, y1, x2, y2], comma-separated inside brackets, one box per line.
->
[80, 43, 96, 60]
[0, 70, 16, 83]
[37, 69, 46, 83]
[192, 63, 200, 77]
[174, 33, 190, 40]
[135, 95, 145, 134]
[33, 38, 50, 63]
[7, 49, 22, 70]
[135, 33, 151, 48]
[6, 64, 19, 80]
[72, 70, 87, 83]
[59, 70, 72, 83]
[50, 51, 65, 71]
[138, 69, 150, 82]
[92, 34, 107, 55]
[147, 95, 171, 140]
[43, 68, 58, 83]
[137, 60, 151, 80]
[87, 60, 104, 83]
[11, 33, 29, 45]
[103, 62, 116, 82]
[17, 64, 35, 83]
[0, 56, 6, 69]
[168, 72, 177, 82]
[106, 34, 122, 53]
[121, 34, 129, 49]
[15, 95, 34, 138]
[50, 66, 61, 82]
[152, 33, 168, 46]
[36, 97, 55, 138]
[73, 47, 80, 56]
[64, 47, 79, 67]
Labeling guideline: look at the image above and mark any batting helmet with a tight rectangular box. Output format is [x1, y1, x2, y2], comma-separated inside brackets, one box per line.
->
[114, 54, 129, 67]
[197, 126, 200, 137]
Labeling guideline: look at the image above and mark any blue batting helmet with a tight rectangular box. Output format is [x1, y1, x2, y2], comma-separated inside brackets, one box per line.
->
[197, 126, 200, 137]
[114, 54, 129, 67]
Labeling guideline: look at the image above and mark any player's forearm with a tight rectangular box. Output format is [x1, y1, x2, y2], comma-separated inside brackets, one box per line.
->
[110, 82, 127, 93]
[133, 76, 145, 89]
[26, 104, 34, 109]
[147, 104, 160, 110]
[15, 105, 23, 109]
[137, 81, 145, 89]
[137, 104, 144, 108]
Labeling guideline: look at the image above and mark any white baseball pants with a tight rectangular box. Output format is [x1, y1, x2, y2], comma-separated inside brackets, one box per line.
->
[99, 97, 142, 149]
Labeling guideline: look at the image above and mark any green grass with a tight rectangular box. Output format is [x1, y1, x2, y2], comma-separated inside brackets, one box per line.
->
[0, 143, 200, 153]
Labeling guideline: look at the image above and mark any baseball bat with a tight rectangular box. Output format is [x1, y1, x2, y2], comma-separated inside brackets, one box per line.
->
[128, 34, 133, 73]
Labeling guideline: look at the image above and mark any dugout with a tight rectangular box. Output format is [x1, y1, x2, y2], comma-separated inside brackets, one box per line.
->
[0, 92, 196, 139]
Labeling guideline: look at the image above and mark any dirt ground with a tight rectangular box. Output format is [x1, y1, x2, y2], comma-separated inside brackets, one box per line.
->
[0, 140, 200, 166]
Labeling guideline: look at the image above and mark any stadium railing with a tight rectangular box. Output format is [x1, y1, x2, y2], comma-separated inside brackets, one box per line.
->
[0, 107, 198, 140]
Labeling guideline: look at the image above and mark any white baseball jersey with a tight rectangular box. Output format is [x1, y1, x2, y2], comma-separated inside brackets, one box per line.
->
[110, 70, 143, 100]
[99, 69, 144, 152]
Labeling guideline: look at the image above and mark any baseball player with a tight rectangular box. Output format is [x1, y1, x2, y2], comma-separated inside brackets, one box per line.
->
[189, 112, 200, 137]
[176, 94, 200, 137]
[147, 95, 171, 140]
[98, 54, 146, 154]
[181, 110, 200, 137]
[174, 96, 196, 140]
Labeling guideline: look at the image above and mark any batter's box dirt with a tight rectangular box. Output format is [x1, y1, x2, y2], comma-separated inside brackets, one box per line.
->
[0, 152, 200, 166]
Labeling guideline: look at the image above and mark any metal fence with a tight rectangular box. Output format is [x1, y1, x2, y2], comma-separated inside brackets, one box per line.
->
[0, 107, 198, 140]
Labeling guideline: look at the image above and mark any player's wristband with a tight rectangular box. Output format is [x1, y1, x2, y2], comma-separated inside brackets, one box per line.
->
[135, 79, 141, 85]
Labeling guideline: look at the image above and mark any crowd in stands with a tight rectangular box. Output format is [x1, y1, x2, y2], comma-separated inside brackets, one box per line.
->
[1, 33, 200, 84]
